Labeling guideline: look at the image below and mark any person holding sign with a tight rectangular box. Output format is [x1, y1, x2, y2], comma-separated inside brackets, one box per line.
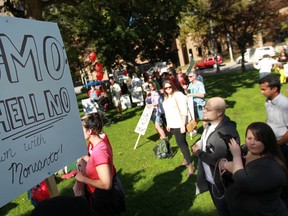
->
[162, 80, 195, 177]
[75, 113, 125, 215]
[146, 82, 166, 140]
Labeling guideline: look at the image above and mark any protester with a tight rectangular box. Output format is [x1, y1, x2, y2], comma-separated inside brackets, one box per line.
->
[162, 80, 195, 176]
[279, 51, 288, 63]
[177, 68, 186, 87]
[142, 72, 150, 96]
[131, 74, 144, 106]
[147, 74, 161, 90]
[146, 82, 166, 140]
[220, 122, 288, 216]
[109, 77, 123, 119]
[97, 91, 109, 112]
[192, 97, 240, 216]
[195, 70, 204, 83]
[75, 113, 125, 215]
[88, 84, 99, 103]
[95, 85, 104, 97]
[258, 74, 288, 165]
[253, 54, 278, 79]
[120, 79, 129, 95]
[183, 71, 206, 121]
[153, 69, 164, 89]
[278, 63, 287, 84]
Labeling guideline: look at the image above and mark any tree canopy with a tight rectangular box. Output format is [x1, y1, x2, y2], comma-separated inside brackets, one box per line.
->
[1, 0, 188, 75]
[179, 0, 287, 71]
[1, 0, 286, 74]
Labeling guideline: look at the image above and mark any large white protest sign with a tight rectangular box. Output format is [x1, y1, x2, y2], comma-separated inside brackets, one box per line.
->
[134, 106, 153, 136]
[82, 98, 97, 115]
[0, 16, 86, 207]
[133, 106, 153, 149]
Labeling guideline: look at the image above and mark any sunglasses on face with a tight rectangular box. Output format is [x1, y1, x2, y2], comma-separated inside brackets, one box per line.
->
[164, 86, 172, 90]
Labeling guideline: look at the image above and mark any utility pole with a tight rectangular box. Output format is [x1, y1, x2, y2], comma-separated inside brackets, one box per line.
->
[210, 20, 220, 73]
[227, 33, 234, 62]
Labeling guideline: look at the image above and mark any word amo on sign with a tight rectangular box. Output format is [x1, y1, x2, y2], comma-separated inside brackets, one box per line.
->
[0, 87, 71, 135]
[8, 144, 63, 184]
[0, 34, 67, 83]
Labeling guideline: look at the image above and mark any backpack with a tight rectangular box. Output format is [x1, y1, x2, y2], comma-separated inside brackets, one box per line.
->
[153, 138, 173, 159]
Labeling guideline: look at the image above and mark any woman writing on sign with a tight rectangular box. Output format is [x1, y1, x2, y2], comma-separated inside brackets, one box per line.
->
[162, 80, 195, 176]
[75, 113, 124, 215]
[220, 122, 288, 215]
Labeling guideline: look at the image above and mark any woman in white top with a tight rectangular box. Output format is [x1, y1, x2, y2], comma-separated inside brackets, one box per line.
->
[162, 80, 195, 176]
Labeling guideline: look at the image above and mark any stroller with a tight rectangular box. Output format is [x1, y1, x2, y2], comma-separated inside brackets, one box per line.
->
[94, 96, 112, 127]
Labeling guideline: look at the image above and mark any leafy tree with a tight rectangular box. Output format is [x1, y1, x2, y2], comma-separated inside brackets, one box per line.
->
[0, 0, 84, 20]
[179, 0, 286, 71]
[1, 0, 188, 77]
[209, 0, 284, 71]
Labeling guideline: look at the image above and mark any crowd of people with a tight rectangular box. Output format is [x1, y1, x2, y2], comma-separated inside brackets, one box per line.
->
[31, 52, 288, 215]
[254, 47, 288, 83]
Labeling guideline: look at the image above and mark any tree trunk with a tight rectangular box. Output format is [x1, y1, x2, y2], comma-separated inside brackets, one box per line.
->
[24, 0, 43, 20]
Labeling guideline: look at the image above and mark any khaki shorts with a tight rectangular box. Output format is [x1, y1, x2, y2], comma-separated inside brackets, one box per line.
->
[112, 96, 121, 107]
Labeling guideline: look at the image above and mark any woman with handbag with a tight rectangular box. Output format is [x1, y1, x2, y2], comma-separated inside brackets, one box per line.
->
[162, 80, 195, 176]
[75, 113, 125, 215]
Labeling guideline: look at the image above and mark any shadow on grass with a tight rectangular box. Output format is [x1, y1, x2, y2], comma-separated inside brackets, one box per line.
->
[121, 167, 199, 216]
[205, 70, 259, 102]
[0, 203, 18, 216]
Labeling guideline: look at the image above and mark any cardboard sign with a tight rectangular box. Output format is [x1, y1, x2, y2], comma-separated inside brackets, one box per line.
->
[131, 78, 144, 103]
[82, 98, 98, 114]
[0, 16, 86, 207]
[120, 94, 132, 110]
[134, 106, 153, 135]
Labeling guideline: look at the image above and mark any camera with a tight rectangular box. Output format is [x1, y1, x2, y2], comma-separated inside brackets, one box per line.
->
[217, 132, 248, 158]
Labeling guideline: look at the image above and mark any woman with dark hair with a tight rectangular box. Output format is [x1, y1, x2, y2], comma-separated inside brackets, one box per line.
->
[162, 80, 195, 176]
[220, 122, 288, 216]
[146, 82, 166, 139]
[75, 113, 124, 215]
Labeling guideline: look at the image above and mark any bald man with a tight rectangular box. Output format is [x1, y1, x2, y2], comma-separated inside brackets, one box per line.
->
[192, 97, 240, 216]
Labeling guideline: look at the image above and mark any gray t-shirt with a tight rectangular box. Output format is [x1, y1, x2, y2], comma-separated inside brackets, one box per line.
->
[265, 93, 288, 144]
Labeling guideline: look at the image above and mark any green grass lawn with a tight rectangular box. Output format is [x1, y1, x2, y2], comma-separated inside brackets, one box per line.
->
[1, 69, 288, 216]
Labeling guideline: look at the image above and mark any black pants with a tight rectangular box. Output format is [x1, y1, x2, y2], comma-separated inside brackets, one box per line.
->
[280, 144, 288, 167]
[91, 176, 125, 216]
[171, 128, 192, 164]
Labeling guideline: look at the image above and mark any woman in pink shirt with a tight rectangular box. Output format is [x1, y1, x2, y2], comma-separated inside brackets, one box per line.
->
[75, 113, 122, 215]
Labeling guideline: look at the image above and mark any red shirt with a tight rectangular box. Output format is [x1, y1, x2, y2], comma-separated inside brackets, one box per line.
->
[177, 74, 186, 87]
[86, 140, 116, 193]
[87, 133, 110, 156]
[96, 89, 104, 97]
[169, 76, 179, 90]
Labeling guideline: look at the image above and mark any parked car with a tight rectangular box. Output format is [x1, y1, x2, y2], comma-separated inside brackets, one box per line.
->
[194, 55, 223, 70]
[236, 46, 276, 64]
